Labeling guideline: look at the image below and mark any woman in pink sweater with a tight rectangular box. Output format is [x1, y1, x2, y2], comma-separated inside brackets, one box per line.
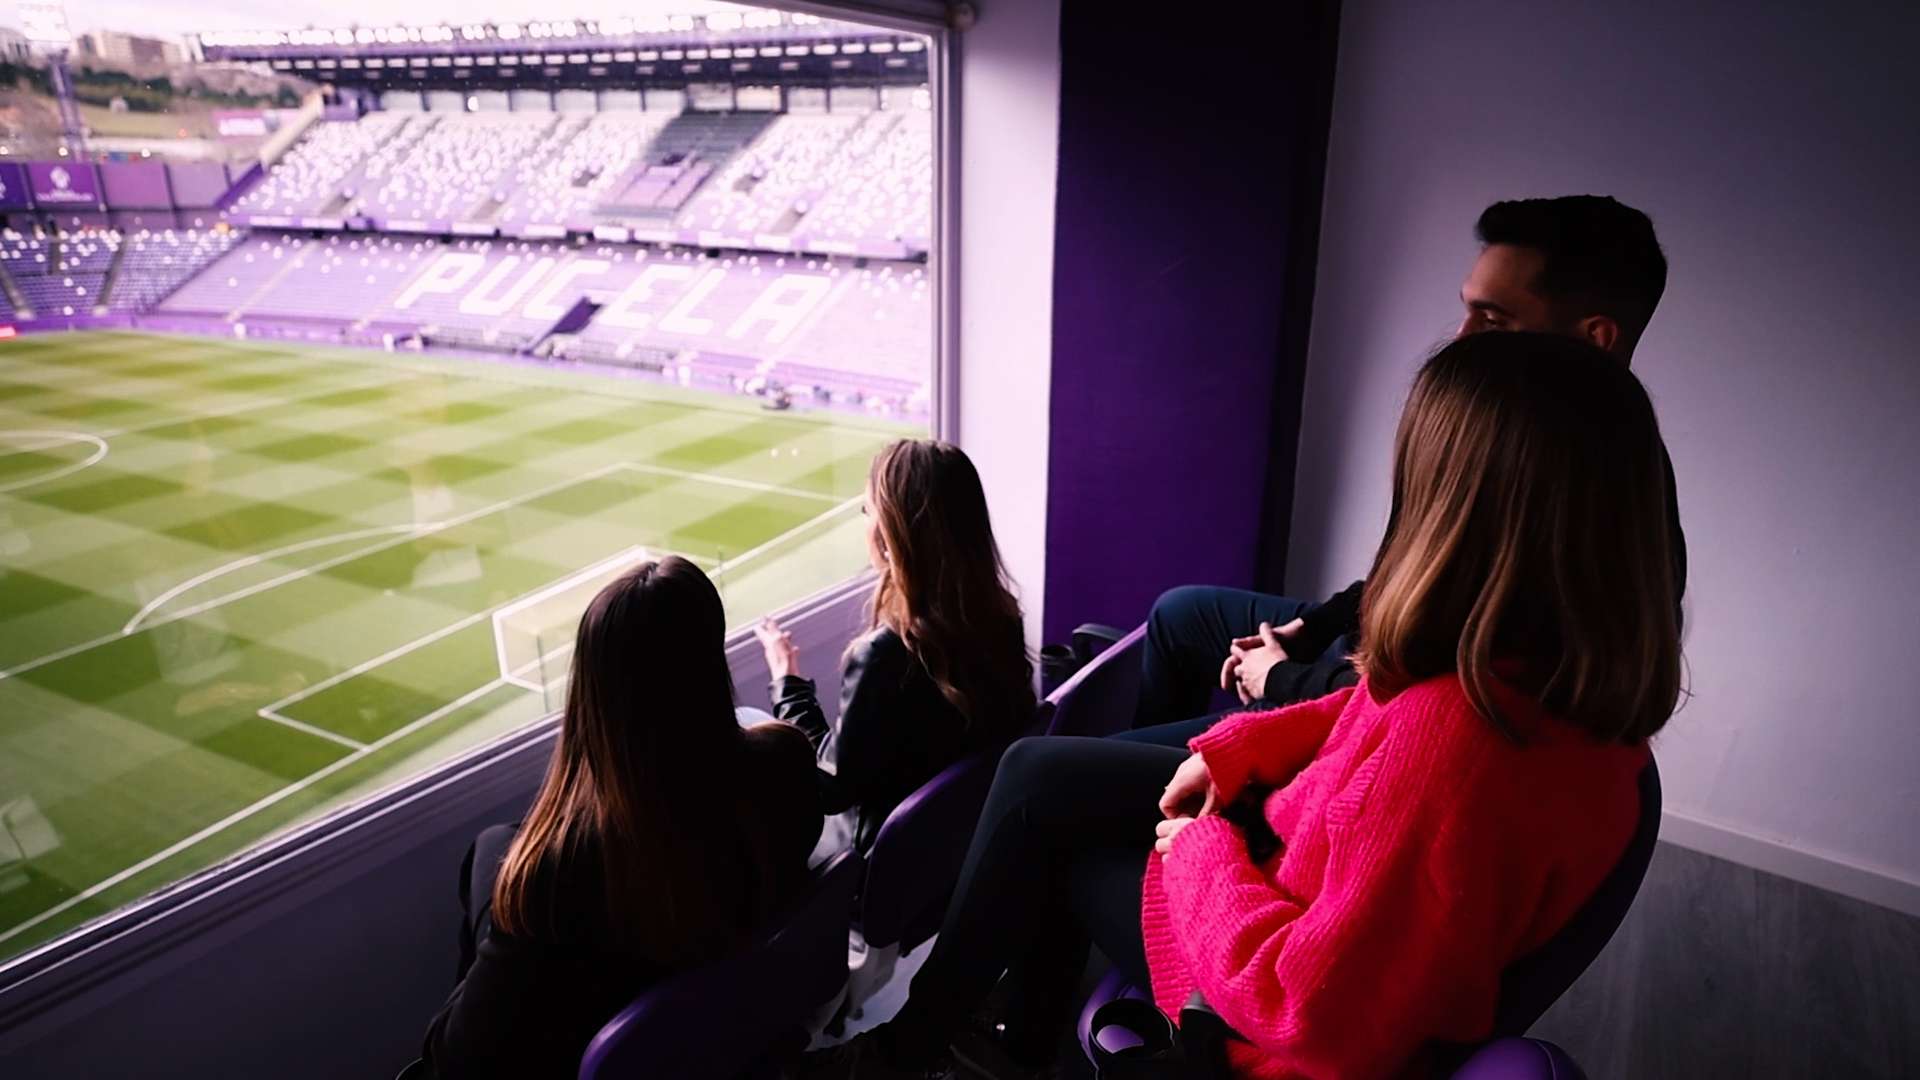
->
[806, 331, 1684, 1080]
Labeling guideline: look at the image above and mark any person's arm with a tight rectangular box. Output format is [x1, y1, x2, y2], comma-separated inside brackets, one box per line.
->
[1158, 691, 1535, 1078]
[789, 632, 917, 816]
[1289, 580, 1364, 659]
[1185, 686, 1354, 804]
[769, 672, 832, 753]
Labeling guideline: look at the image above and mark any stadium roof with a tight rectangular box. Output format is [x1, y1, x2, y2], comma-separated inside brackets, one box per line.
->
[195, 10, 899, 59]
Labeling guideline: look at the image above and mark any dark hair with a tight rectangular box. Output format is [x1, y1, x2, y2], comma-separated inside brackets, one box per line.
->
[492, 556, 778, 966]
[1475, 195, 1667, 356]
[867, 439, 1035, 740]
[1354, 332, 1682, 744]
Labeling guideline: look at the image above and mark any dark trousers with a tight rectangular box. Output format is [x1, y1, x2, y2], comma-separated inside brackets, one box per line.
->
[888, 736, 1188, 1064]
[1134, 585, 1359, 736]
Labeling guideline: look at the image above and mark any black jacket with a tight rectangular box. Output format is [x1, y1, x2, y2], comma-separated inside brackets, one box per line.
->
[771, 626, 979, 856]
[420, 723, 822, 1080]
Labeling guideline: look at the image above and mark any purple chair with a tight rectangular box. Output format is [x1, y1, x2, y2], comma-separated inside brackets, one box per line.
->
[1042, 622, 1147, 737]
[1451, 1038, 1590, 1080]
[1079, 759, 1661, 1071]
[858, 752, 999, 955]
[576, 849, 863, 1080]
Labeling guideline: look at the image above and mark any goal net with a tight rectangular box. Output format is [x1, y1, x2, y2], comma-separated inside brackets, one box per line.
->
[492, 546, 654, 708]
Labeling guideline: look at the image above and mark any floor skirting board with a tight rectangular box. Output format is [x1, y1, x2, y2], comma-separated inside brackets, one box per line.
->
[1661, 808, 1920, 918]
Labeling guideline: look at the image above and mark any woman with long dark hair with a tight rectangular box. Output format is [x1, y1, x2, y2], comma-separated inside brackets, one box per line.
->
[754, 438, 1034, 858]
[421, 556, 821, 1079]
[806, 332, 1684, 1079]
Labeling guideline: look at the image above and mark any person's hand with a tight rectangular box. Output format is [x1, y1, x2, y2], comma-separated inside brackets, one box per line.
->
[1159, 752, 1220, 820]
[1155, 816, 1197, 859]
[1228, 619, 1305, 704]
[754, 617, 799, 681]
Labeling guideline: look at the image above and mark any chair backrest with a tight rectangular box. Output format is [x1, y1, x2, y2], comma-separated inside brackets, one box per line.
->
[1449, 1038, 1589, 1080]
[1043, 622, 1147, 738]
[857, 751, 998, 952]
[577, 849, 863, 1080]
[1488, 757, 1662, 1036]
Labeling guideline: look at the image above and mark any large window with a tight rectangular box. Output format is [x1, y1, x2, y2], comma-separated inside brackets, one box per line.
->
[0, 2, 940, 965]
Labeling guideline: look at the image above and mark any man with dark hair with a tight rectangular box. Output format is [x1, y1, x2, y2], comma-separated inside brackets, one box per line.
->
[1129, 194, 1682, 742]
[1463, 195, 1668, 354]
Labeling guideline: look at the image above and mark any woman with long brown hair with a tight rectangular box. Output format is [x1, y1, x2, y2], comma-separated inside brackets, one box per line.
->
[806, 331, 1683, 1079]
[754, 438, 1034, 859]
[421, 556, 820, 1079]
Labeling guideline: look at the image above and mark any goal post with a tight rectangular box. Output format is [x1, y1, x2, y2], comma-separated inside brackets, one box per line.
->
[492, 546, 654, 705]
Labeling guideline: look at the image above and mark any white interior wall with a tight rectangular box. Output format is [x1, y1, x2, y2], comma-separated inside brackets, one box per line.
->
[1289, 0, 1920, 913]
[956, 0, 1061, 650]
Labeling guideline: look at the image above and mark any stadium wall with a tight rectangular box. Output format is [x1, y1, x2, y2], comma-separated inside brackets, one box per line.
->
[1038, 0, 1339, 643]
[1288, 0, 1920, 914]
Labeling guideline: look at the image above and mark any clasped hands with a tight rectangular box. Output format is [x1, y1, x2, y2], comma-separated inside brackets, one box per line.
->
[1217, 616, 1305, 705]
[1155, 751, 1220, 862]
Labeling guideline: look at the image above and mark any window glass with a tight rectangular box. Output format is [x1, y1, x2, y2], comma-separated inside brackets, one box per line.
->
[0, 3, 934, 964]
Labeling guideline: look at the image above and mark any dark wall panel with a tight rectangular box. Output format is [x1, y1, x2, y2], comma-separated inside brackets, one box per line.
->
[1041, 0, 1339, 640]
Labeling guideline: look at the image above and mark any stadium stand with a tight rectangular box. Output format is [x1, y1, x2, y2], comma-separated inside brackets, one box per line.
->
[358, 113, 559, 226]
[106, 229, 245, 312]
[797, 107, 932, 249]
[5, 87, 934, 407]
[230, 111, 417, 220]
[162, 233, 441, 321]
[494, 111, 676, 231]
[160, 230, 930, 401]
[1, 231, 55, 277]
[676, 112, 866, 236]
[226, 102, 928, 252]
[54, 232, 118, 276]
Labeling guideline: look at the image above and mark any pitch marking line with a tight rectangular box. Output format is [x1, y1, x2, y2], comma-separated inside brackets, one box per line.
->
[255, 706, 370, 751]
[0, 677, 515, 948]
[264, 491, 861, 728]
[0, 462, 629, 683]
[97, 368, 425, 440]
[0, 491, 865, 947]
[492, 545, 654, 691]
[0, 430, 109, 495]
[123, 524, 427, 634]
[0, 368, 421, 497]
[616, 461, 841, 504]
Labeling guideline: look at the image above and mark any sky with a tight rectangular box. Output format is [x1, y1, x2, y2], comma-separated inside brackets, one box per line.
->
[1, 0, 748, 41]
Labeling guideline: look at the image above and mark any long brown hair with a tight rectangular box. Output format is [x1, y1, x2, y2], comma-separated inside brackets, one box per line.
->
[491, 556, 775, 965]
[1353, 331, 1682, 744]
[865, 439, 1034, 739]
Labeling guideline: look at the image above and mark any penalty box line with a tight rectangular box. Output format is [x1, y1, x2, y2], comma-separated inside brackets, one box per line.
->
[265, 486, 863, 739]
[0, 677, 517, 951]
[0, 491, 866, 949]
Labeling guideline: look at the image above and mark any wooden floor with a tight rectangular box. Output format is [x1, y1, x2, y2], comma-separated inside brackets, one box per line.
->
[1532, 842, 1920, 1078]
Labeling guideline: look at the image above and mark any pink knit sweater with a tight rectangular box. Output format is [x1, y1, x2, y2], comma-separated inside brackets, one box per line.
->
[1141, 676, 1647, 1079]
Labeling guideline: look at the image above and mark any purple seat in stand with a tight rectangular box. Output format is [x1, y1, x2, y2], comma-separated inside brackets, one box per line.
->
[859, 752, 999, 955]
[1041, 622, 1146, 738]
[1450, 1038, 1591, 1080]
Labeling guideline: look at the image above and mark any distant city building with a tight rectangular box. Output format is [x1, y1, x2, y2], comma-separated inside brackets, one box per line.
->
[77, 29, 185, 66]
[18, 0, 73, 53]
[0, 26, 32, 63]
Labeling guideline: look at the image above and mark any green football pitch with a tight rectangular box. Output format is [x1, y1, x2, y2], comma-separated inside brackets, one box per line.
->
[0, 331, 913, 962]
